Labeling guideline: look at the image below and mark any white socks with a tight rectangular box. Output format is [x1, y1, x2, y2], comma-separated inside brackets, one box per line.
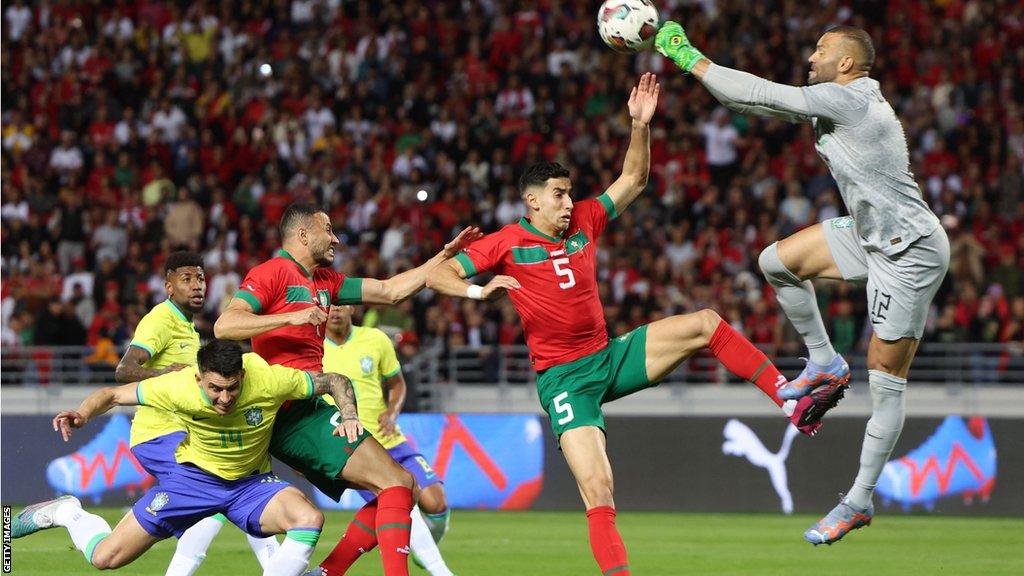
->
[263, 528, 321, 576]
[165, 515, 225, 576]
[421, 508, 451, 543]
[53, 500, 112, 566]
[410, 505, 453, 576]
[759, 243, 837, 365]
[247, 534, 281, 571]
[847, 370, 907, 509]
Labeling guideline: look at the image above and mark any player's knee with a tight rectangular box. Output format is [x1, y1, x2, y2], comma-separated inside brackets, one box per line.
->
[291, 506, 325, 531]
[419, 485, 448, 514]
[89, 546, 121, 570]
[697, 308, 721, 340]
[758, 242, 800, 287]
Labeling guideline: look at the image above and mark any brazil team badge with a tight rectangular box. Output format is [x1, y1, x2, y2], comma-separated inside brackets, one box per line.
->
[244, 407, 264, 427]
[146, 492, 169, 515]
[360, 356, 373, 374]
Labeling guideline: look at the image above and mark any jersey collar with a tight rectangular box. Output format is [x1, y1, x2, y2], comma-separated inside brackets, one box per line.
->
[276, 249, 313, 280]
[164, 299, 194, 326]
[326, 326, 357, 347]
[518, 217, 564, 243]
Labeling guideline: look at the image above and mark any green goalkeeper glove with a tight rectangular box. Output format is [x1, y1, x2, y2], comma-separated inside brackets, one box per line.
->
[655, 21, 705, 73]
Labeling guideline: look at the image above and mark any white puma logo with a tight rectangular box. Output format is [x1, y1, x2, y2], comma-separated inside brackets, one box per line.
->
[722, 419, 799, 514]
[396, 546, 410, 555]
[774, 374, 787, 389]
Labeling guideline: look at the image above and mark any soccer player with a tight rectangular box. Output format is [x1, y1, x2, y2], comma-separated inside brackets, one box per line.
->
[13, 339, 363, 576]
[426, 73, 834, 576]
[113, 251, 280, 575]
[214, 202, 479, 576]
[655, 23, 950, 544]
[322, 305, 454, 576]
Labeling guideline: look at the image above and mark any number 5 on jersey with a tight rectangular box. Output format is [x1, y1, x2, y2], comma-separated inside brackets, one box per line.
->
[551, 250, 575, 289]
[553, 391, 574, 425]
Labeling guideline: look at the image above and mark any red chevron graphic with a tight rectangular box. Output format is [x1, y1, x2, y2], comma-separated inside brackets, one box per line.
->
[69, 440, 151, 489]
[433, 415, 507, 491]
[901, 442, 986, 497]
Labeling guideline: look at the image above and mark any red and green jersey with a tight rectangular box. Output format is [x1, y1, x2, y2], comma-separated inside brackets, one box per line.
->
[455, 194, 618, 370]
[235, 249, 363, 371]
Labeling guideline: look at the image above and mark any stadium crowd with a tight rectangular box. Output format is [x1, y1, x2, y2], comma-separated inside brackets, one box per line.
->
[2, 0, 1022, 378]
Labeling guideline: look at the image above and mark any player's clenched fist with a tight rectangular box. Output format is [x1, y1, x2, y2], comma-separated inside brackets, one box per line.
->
[482, 275, 521, 300]
[289, 306, 327, 326]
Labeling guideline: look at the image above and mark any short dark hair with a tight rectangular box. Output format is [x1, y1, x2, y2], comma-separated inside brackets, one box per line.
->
[280, 202, 322, 237]
[825, 25, 875, 71]
[196, 339, 244, 378]
[165, 251, 204, 275]
[518, 161, 570, 197]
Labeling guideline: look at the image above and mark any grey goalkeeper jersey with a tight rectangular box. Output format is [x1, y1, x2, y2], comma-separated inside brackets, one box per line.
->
[703, 63, 940, 256]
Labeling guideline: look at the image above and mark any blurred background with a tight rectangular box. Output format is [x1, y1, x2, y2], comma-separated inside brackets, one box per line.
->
[2, 0, 1022, 516]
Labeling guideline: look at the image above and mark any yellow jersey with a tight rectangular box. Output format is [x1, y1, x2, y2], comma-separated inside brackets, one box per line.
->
[322, 326, 405, 449]
[128, 299, 201, 447]
[137, 353, 314, 480]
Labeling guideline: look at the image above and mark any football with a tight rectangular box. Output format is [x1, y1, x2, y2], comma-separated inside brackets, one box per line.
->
[597, 0, 660, 54]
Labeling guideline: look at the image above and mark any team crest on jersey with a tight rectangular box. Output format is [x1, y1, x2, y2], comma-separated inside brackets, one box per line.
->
[146, 492, 169, 515]
[360, 356, 374, 374]
[317, 290, 330, 308]
[244, 407, 264, 427]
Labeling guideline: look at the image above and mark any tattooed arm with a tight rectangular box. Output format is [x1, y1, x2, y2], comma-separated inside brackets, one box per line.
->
[310, 372, 363, 442]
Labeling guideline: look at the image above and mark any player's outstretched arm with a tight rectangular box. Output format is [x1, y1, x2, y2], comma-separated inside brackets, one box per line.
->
[311, 372, 363, 442]
[214, 296, 327, 340]
[655, 21, 817, 122]
[53, 383, 140, 441]
[425, 258, 520, 300]
[602, 72, 658, 215]
[361, 226, 483, 305]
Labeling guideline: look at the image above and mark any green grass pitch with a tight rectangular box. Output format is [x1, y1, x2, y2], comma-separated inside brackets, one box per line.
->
[9, 509, 1023, 575]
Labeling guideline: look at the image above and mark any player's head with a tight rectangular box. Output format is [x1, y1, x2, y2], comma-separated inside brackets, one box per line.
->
[326, 304, 354, 337]
[196, 339, 244, 415]
[164, 251, 206, 315]
[519, 161, 573, 234]
[808, 25, 874, 85]
[280, 202, 339, 267]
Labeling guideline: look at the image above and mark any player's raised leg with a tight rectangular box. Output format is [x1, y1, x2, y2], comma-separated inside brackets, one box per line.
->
[763, 223, 852, 401]
[13, 495, 162, 570]
[257, 487, 325, 576]
[561, 426, 630, 576]
[315, 437, 415, 576]
[642, 308, 836, 433]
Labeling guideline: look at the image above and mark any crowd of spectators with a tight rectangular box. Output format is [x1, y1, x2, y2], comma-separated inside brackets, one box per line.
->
[2, 0, 1022, 381]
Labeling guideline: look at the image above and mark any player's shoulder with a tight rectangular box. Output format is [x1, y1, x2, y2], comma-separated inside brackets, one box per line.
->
[245, 254, 289, 277]
[313, 266, 343, 281]
[242, 351, 272, 373]
[362, 326, 393, 346]
[138, 300, 173, 326]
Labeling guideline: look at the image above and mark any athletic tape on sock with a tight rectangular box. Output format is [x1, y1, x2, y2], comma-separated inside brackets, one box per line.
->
[286, 528, 322, 547]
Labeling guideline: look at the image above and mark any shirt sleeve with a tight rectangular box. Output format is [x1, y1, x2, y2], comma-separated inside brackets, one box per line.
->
[128, 310, 167, 358]
[235, 265, 277, 314]
[325, 269, 363, 305]
[376, 330, 402, 379]
[136, 369, 192, 413]
[702, 63, 869, 126]
[580, 196, 615, 240]
[454, 232, 506, 278]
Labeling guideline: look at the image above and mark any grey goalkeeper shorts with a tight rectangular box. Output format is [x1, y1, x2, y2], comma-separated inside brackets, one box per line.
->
[822, 216, 950, 341]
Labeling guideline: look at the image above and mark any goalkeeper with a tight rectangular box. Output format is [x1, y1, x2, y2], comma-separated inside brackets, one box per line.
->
[655, 22, 949, 545]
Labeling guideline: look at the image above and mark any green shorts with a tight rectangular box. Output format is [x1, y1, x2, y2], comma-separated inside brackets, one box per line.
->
[269, 396, 371, 501]
[536, 325, 653, 440]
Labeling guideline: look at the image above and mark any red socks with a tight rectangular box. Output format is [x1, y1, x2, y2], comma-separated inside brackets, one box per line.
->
[319, 499, 379, 575]
[375, 486, 413, 576]
[707, 320, 785, 407]
[586, 506, 630, 576]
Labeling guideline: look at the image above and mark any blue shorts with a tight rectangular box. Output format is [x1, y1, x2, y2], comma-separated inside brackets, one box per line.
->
[358, 441, 442, 502]
[132, 462, 290, 538]
[131, 432, 187, 480]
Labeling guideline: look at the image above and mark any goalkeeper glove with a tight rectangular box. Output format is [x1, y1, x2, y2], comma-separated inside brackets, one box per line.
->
[655, 21, 705, 73]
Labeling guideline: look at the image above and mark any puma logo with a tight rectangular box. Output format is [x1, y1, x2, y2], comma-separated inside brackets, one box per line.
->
[722, 419, 799, 514]
[396, 546, 410, 555]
